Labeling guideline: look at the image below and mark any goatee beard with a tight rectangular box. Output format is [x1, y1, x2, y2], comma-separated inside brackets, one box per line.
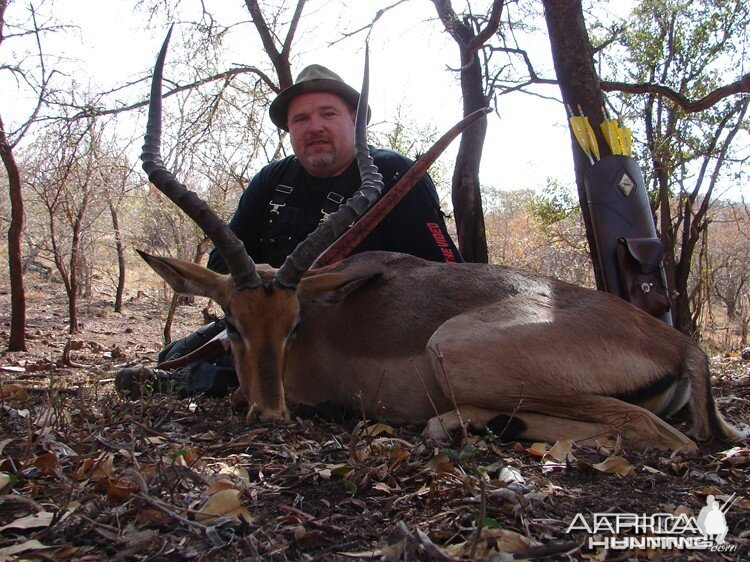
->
[305, 151, 338, 169]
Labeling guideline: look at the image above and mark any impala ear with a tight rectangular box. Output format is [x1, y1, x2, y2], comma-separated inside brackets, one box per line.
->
[136, 249, 232, 306]
[301, 271, 382, 305]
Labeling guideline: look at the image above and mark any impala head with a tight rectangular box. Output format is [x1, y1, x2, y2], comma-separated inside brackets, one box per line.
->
[139, 28, 383, 422]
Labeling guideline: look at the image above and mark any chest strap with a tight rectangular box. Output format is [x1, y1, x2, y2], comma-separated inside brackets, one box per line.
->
[320, 191, 344, 223]
[265, 184, 294, 231]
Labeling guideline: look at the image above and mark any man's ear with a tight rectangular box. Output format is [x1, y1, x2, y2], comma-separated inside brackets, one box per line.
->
[301, 271, 382, 305]
[136, 249, 232, 306]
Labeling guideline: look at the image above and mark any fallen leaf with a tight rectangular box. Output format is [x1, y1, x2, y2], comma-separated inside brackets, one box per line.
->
[527, 442, 549, 457]
[0, 511, 54, 532]
[135, 507, 173, 526]
[32, 452, 59, 475]
[592, 455, 635, 476]
[35, 407, 72, 428]
[77, 453, 115, 481]
[94, 476, 140, 506]
[0, 383, 27, 402]
[0, 540, 50, 558]
[195, 488, 253, 525]
[482, 528, 531, 552]
[388, 447, 410, 468]
[426, 454, 451, 473]
[218, 465, 250, 483]
[545, 439, 575, 462]
[372, 481, 399, 494]
[364, 422, 396, 437]
[169, 445, 200, 466]
[498, 466, 525, 486]
[695, 485, 724, 499]
[673, 505, 693, 517]
[205, 479, 238, 495]
[0, 438, 13, 455]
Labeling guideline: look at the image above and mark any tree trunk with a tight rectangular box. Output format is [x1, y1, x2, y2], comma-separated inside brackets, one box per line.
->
[430, 0, 499, 263]
[67, 237, 80, 333]
[452, 51, 490, 263]
[0, 113, 27, 351]
[162, 237, 210, 345]
[163, 291, 178, 346]
[542, 0, 608, 289]
[110, 200, 126, 313]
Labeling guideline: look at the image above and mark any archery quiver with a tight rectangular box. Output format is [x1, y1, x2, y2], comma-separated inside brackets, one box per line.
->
[584, 155, 672, 325]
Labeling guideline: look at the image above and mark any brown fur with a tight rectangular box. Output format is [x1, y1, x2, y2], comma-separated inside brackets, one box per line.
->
[141, 250, 740, 451]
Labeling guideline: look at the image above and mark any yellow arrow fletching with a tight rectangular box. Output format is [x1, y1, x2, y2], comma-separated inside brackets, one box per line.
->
[621, 127, 632, 157]
[581, 115, 600, 160]
[569, 116, 591, 156]
[600, 120, 623, 154]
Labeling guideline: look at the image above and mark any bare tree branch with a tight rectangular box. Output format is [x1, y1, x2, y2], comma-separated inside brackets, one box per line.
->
[39, 65, 278, 122]
[464, 0, 503, 57]
[602, 73, 750, 113]
[331, 0, 410, 44]
[245, 0, 306, 89]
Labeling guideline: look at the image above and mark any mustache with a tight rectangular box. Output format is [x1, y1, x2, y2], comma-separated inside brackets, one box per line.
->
[305, 134, 332, 145]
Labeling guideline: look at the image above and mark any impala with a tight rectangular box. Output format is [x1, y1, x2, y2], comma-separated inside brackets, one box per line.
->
[138, 30, 740, 451]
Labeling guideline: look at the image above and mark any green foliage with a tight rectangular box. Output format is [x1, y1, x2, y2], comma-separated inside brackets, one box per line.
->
[527, 179, 578, 228]
[368, 103, 451, 201]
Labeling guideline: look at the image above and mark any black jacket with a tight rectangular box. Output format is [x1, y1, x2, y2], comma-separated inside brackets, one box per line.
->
[207, 147, 462, 272]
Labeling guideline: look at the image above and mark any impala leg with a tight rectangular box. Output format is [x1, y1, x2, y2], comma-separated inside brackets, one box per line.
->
[424, 397, 696, 452]
[425, 297, 698, 452]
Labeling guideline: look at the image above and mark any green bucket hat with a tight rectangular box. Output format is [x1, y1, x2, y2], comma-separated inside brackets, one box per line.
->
[269, 64, 371, 131]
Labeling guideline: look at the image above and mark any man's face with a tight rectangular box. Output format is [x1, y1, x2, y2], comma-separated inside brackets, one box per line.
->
[287, 92, 357, 178]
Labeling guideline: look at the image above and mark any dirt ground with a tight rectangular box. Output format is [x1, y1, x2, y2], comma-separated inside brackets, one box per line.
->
[1, 275, 748, 561]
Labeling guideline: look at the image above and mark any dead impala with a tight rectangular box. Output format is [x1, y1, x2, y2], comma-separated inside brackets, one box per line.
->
[138, 30, 740, 452]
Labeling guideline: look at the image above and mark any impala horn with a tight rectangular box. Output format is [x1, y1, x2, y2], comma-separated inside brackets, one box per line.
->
[273, 46, 384, 290]
[140, 26, 261, 290]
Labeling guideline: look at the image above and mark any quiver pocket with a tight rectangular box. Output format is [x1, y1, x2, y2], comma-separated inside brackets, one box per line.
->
[615, 237, 671, 317]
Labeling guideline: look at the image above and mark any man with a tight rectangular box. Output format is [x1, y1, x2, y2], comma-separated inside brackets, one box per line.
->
[116, 63, 461, 398]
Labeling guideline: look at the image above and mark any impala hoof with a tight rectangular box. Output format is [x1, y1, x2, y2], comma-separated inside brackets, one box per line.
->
[423, 415, 456, 444]
[230, 388, 249, 411]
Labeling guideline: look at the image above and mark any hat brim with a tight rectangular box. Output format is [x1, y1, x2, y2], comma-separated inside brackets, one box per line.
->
[269, 78, 370, 131]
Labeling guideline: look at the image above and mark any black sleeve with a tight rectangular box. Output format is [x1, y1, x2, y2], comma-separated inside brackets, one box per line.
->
[374, 154, 463, 263]
[207, 170, 267, 274]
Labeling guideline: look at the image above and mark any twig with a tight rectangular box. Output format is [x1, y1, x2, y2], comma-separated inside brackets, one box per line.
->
[433, 346, 468, 443]
[411, 360, 451, 441]
[138, 493, 209, 534]
[367, 370, 387, 420]
[495, 383, 524, 440]
[61, 338, 88, 368]
[469, 477, 488, 559]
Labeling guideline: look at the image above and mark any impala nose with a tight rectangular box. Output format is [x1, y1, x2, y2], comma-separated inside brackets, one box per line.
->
[246, 402, 290, 424]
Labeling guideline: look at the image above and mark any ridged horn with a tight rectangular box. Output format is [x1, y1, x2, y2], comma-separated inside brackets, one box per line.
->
[273, 46, 384, 290]
[141, 26, 261, 290]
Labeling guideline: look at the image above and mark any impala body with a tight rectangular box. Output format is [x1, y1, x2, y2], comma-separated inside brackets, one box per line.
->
[139, 30, 740, 452]
[141, 248, 740, 452]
